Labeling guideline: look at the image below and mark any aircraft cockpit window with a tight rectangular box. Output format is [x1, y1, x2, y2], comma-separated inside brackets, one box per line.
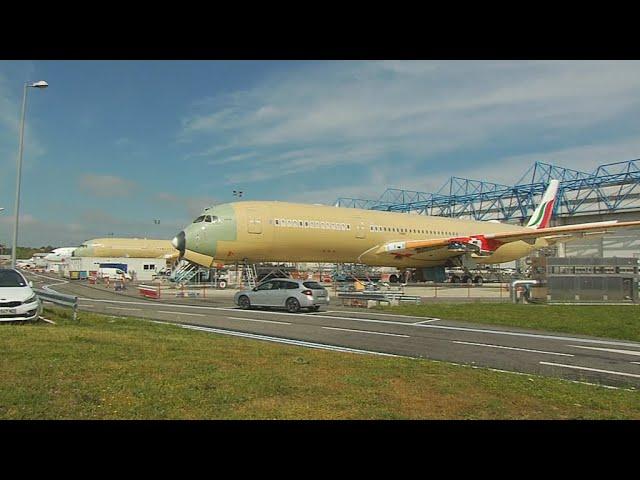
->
[193, 216, 206, 223]
[203, 215, 219, 223]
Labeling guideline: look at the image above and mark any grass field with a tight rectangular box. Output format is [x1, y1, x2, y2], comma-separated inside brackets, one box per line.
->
[0, 307, 638, 419]
[378, 303, 640, 342]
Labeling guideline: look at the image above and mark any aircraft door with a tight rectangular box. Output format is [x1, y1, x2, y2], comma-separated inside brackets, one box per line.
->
[353, 217, 367, 239]
[247, 208, 263, 234]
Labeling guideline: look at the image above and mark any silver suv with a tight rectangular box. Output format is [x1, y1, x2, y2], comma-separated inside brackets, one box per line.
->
[234, 278, 329, 313]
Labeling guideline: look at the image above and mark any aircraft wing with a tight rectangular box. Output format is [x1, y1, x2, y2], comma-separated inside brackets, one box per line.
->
[360, 220, 640, 262]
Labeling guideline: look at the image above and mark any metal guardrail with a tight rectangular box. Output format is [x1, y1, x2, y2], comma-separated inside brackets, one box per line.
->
[337, 292, 422, 306]
[34, 288, 78, 321]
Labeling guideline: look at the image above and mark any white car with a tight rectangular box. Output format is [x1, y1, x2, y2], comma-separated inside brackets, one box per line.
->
[0, 268, 42, 322]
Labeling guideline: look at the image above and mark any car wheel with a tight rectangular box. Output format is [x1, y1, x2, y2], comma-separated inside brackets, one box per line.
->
[286, 297, 301, 313]
[238, 295, 251, 309]
[310, 306, 320, 312]
[474, 276, 483, 286]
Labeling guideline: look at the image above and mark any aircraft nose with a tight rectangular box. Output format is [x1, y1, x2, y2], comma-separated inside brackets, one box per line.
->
[172, 231, 185, 255]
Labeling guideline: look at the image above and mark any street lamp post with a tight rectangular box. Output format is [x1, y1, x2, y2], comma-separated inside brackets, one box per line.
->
[11, 80, 48, 268]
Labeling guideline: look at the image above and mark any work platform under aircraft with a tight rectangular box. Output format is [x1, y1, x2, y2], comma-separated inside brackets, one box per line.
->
[172, 180, 640, 274]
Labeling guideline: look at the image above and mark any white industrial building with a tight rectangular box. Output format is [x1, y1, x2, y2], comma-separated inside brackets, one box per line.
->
[62, 256, 168, 281]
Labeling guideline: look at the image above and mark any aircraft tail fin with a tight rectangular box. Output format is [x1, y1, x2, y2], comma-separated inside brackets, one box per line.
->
[526, 179, 559, 229]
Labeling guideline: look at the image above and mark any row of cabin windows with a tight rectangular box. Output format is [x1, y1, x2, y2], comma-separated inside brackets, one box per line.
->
[269, 218, 459, 237]
[271, 219, 351, 231]
[370, 225, 459, 237]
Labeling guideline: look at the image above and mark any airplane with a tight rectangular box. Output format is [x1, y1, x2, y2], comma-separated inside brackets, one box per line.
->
[73, 237, 178, 260]
[171, 180, 640, 278]
[43, 247, 78, 263]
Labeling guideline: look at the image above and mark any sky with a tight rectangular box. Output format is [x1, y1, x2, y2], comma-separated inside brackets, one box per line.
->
[1, 60, 640, 247]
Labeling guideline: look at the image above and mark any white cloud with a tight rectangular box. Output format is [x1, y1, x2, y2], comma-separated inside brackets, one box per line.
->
[154, 192, 219, 218]
[78, 174, 137, 197]
[0, 72, 47, 168]
[0, 208, 186, 247]
[179, 61, 640, 190]
[283, 136, 640, 205]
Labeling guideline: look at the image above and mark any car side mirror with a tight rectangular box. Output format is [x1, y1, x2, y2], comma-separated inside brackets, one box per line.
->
[252, 287, 258, 292]
[29, 281, 33, 288]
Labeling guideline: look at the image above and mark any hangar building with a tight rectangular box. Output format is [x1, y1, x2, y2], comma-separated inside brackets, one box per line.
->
[335, 159, 640, 260]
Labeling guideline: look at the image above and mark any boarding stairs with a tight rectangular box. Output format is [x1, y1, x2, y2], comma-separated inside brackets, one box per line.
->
[171, 260, 200, 284]
[241, 263, 258, 289]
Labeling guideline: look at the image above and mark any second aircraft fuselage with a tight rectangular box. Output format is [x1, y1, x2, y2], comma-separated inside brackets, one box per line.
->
[177, 201, 548, 268]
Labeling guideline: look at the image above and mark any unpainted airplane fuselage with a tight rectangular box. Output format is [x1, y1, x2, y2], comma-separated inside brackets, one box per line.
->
[73, 238, 176, 259]
[177, 201, 546, 268]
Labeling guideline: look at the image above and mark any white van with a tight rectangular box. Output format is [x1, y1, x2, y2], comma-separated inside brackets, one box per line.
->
[98, 268, 132, 280]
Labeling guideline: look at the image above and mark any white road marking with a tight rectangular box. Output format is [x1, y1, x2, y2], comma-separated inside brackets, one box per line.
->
[414, 319, 440, 324]
[226, 316, 291, 326]
[417, 324, 640, 348]
[109, 307, 141, 311]
[539, 362, 640, 379]
[158, 310, 204, 317]
[322, 326, 410, 338]
[180, 324, 403, 357]
[82, 304, 95, 308]
[453, 341, 573, 357]
[631, 362, 640, 365]
[74, 299, 421, 327]
[37, 283, 640, 350]
[296, 312, 421, 326]
[567, 345, 640, 356]
[325, 310, 440, 320]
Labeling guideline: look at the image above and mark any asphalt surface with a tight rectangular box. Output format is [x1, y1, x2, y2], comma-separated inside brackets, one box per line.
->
[26, 271, 640, 389]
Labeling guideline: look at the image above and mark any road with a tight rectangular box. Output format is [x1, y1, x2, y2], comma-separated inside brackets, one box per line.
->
[27, 271, 640, 389]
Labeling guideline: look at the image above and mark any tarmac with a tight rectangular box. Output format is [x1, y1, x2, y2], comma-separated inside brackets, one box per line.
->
[26, 271, 640, 389]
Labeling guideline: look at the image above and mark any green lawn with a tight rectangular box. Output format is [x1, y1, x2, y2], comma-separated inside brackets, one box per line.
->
[379, 303, 640, 342]
[0, 307, 638, 419]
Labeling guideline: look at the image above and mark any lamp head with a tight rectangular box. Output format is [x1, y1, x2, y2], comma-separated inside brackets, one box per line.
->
[29, 80, 48, 89]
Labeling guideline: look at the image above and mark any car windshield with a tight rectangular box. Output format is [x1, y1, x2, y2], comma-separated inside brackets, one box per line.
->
[0, 270, 27, 287]
[303, 281, 325, 290]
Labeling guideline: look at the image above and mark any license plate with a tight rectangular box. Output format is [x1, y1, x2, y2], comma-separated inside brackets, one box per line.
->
[0, 308, 17, 314]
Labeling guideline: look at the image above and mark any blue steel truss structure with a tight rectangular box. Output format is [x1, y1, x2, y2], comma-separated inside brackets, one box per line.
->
[335, 159, 640, 223]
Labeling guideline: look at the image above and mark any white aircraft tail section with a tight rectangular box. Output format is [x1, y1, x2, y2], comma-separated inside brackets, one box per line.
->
[527, 179, 559, 229]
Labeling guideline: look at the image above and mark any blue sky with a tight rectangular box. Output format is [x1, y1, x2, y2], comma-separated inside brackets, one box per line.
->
[1, 60, 640, 247]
